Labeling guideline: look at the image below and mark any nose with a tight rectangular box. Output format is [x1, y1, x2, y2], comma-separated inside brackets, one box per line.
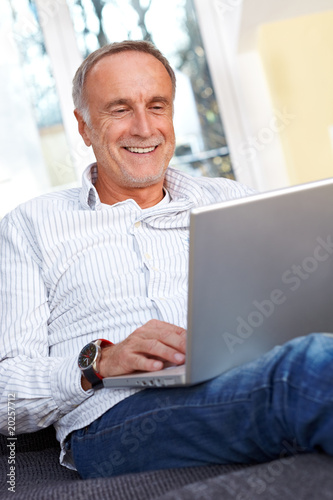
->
[129, 109, 153, 138]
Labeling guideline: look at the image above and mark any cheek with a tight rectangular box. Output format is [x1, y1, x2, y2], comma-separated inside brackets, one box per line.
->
[104, 123, 130, 147]
[166, 125, 176, 147]
[90, 118, 119, 143]
[166, 118, 175, 139]
[158, 119, 175, 141]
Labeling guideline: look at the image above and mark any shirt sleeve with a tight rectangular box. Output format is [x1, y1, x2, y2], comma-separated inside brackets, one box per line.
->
[0, 212, 92, 435]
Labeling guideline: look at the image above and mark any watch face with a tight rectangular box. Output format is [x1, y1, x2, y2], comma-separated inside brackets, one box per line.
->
[78, 342, 97, 369]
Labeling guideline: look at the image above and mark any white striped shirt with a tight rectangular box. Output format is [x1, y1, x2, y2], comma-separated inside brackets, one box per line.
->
[0, 164, 253, 468]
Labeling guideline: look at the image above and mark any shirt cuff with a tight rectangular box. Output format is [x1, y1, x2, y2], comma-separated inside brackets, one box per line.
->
[50, 355, 93, 416]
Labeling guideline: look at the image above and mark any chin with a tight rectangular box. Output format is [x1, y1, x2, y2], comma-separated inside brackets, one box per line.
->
[122, 168, 167, 188]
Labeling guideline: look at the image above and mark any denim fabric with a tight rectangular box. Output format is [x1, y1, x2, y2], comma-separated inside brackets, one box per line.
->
[70, 333, 333, 478]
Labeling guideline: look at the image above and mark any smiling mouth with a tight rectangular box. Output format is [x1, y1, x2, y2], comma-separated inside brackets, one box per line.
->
[124, 146, 157, 154]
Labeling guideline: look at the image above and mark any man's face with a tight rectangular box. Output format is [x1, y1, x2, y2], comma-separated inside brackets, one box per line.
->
[78, 51, 175, 192]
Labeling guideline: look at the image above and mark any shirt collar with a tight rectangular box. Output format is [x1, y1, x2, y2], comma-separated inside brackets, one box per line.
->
[163, 167, 205, 206]
[79, 163, 203, 210]
[79, 163, 101, 210]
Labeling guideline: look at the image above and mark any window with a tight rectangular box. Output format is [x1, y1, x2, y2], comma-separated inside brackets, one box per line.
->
[0, 0, 76, 218]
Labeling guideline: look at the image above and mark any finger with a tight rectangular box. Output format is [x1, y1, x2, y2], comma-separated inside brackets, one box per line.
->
[146, 320, 186, 338]
[115, 351, 165, 374]
[156, 330, 186, 354]
[136, 321, 187, 354]
[138, 338, 186, 366]
[133, 355, 164, 372]
[100, 343, 165, 376]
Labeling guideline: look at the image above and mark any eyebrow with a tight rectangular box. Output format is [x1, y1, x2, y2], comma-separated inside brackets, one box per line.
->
[103, 96, 171, 111]
[149, 96, 171, 105]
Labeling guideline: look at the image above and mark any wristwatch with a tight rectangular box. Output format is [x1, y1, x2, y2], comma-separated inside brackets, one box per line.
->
[78, 339, 113, 389]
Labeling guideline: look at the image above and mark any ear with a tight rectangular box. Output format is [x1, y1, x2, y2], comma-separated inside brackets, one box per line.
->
[74, 109, 92, 147]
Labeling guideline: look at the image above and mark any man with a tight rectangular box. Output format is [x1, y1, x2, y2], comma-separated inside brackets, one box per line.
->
[1, 40, 333, 479]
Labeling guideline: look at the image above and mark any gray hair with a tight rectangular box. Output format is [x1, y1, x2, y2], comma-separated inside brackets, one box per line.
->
[72, 40, 176, 124]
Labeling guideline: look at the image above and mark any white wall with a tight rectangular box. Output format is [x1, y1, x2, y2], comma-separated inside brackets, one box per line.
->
[195, 0, 333, 192]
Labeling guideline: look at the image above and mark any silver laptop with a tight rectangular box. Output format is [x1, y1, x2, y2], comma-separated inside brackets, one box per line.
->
[103, 177, 333, 389]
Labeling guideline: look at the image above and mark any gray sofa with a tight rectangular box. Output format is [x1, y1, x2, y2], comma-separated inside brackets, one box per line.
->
[1, 426, 333, 499]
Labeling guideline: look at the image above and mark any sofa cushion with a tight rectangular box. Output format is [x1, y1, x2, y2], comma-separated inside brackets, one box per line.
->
[1, 428, 333, 500]
[156, 453, 333, 500]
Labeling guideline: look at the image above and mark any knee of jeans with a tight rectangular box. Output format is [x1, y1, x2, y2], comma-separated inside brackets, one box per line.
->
[321, 332, 333, 340]
[302, 332, 333, 358]
[284, 333, 333, 385]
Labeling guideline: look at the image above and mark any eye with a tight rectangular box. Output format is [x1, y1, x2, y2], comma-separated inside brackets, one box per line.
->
[110, 107, 129, 117]
[150, 104, 165, 112]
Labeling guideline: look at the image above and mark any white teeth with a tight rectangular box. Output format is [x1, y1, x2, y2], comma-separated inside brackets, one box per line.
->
[126, 146, 156, 153]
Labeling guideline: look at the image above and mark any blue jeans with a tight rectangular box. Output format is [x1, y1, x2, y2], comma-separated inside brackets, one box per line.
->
[70, 333, 333, 478]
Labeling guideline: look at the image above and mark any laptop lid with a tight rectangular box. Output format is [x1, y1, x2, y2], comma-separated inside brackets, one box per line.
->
[186, 176, 333, 385]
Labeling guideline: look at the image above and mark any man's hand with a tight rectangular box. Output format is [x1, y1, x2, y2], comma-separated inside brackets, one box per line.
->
[81, 319, 186, 389]
[99, 319, 186, 377]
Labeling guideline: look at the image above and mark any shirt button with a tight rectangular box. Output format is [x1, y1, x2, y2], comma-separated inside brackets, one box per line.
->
[134, 221, 141, 228]
[144, 253, 152, 260]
